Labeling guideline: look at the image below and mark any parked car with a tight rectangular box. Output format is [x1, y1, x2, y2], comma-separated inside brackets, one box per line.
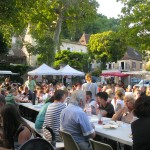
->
[134, 79, 150, 88]
[131, 78, 141, 86]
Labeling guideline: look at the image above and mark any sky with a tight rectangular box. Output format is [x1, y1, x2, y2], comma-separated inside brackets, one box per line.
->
[96, 0, 123, 18]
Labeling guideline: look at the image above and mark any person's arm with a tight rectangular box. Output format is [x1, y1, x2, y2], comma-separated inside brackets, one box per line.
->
[112, 107, 126, 121]
[18, 127, 32, 145]
[89, 131, 96, 139]
[100, 110, 108, 117]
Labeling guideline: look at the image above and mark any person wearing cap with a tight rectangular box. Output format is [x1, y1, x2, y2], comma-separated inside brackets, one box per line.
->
[60, 90, 95, 150]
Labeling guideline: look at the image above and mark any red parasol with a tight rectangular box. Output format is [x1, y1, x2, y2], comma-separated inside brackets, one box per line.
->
[100, 72, 129, 77]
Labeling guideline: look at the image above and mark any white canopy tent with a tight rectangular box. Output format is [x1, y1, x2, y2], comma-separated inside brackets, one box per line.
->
[57, 65, 85, 76]
[28, 63, 59, 75]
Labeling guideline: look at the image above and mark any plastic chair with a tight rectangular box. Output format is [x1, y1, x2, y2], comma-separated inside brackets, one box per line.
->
[18, 138, 54, 150]
[59, 130, 80, 150]
[90, 139, 113, 150]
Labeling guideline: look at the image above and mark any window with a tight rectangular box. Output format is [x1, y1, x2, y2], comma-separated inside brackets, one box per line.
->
[132, 62, 136, 69]
[121, 62, 124, 70]
[108, 64, 111, 69]
[140, 63, 142, 69]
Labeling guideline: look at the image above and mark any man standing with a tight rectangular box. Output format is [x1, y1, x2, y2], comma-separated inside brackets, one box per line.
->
[60, 90, 95, 150]
[43, 90, 66, 142]
[24, 76, 36, 93]
[25, 76, 36, 100]
[82, 73, 98, 100]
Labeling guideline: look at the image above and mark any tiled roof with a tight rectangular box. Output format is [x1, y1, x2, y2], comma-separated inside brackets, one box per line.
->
[121, 47, 142, 61]
[79, 33, 90, 46]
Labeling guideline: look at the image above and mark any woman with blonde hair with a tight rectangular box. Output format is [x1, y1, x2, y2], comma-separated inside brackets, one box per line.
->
[114, 90, 124, 112]
[112, 94, 136, 124]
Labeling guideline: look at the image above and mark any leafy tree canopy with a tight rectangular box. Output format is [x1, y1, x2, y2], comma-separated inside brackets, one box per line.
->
[54, 50, 90, 72]
[88, 31, 127, 68]
[119, 0, 150, 52]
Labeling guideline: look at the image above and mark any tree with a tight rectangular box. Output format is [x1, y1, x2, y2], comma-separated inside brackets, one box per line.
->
[0, 32, 9, 55]
[145, 61, 150, 71]
[119, 0, 150, 52]
[83, 14, 120, 35]
[88, 31, 126, 69]
[0, 0, 99, 65]
[54, 50, 89, 72]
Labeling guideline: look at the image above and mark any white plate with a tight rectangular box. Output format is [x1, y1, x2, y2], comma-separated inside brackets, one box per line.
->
[103, 124, 118, 129]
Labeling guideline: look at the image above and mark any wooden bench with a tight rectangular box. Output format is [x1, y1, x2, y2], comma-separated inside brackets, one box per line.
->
[22, 117, 64, 150]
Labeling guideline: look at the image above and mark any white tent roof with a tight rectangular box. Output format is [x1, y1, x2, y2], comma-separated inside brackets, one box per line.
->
[28, 63, 59, 75]
[57, 65, 85, 76]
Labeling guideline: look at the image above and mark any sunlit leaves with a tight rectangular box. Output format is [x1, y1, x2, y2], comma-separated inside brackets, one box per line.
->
[88, 31, 126, 64]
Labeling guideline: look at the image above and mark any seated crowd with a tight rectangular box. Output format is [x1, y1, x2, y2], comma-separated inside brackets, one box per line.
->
[0, 74, 150, 150]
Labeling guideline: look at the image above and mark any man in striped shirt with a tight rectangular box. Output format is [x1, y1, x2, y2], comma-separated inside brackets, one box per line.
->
[43, 90, 66, 142]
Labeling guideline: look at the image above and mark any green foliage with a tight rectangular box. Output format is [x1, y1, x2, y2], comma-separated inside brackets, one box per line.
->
[83, 14, 120, 35]
[0, 64, 29, 75]
[91, 69, 102, 76]
[25, 35, 55, 66]
[145, 61, 150, 71]
[88, 31, 127, 65]
[120, 0, 150, 52]
[0, 32, 9, 54]
[54, 50, 89, 72]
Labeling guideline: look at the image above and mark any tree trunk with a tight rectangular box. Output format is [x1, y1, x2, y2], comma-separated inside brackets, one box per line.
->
[53, 13, 63, 53]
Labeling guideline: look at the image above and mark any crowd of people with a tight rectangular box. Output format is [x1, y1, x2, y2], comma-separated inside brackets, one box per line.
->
[0, 73, 150, 150]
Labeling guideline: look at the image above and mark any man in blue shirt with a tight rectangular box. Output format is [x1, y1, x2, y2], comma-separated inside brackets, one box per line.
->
[60, 90, 95, 150]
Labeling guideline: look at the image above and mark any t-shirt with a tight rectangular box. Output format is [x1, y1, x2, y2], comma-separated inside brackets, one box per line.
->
[99, 103, 115, 118]
[115, 99, 124, 112]
[43, 102, 66, 142]
[82, 83, 98, 100]
[5, 93, 16, 105]
[25, 80, 36, 92]
[35, 102, 51, 129]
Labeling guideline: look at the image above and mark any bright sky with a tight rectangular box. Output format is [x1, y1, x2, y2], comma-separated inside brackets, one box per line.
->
[97, 0, 123, 18]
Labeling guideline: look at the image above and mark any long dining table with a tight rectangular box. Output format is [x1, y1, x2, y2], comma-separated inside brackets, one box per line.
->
[18, 102, 43, 122]
[18, 103, 133, 147]
[89, 115, 133, 146]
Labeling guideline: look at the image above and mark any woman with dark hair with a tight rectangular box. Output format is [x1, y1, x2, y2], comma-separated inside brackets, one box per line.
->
[131, 96, 150, 150]
[0, 104, 34, 150]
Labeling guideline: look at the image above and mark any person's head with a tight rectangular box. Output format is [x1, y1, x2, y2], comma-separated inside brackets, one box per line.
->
[134, 89, 142, 100]
[86, 91, 92, 102]
[0, 94, 6, 108]
[75, 81, 82, 90]
[28, 76, 32, 80]
[5, 78, 10, 83]
[134, 96, 150, 118]
[0, 104, 24, 146]
[106, 89, 114, 99]
[70, 90, 85, 108]
[102, 85, 107, 92]
[54, 90, 66, 102]
[115, 89, 124, 100]
[96, 92, 108, 105]
[124, 94, 135, 112]
[85, 73, 92, 82]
